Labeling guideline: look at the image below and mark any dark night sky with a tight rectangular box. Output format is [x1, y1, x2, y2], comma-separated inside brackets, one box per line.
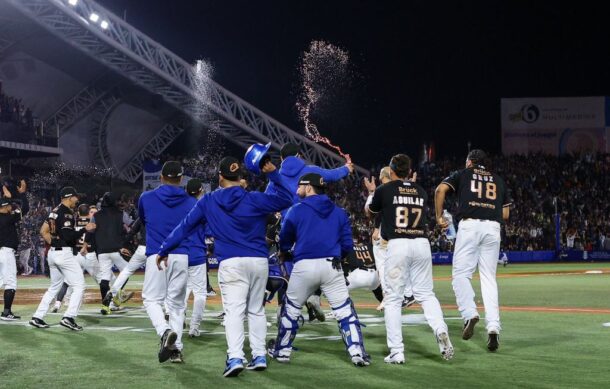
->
[99, 0, 610, 166]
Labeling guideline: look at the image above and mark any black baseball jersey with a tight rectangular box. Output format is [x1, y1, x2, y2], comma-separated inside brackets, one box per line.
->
[442, 166, 511, 223]
[369, 180, 428, 240]
[75, 216, 96, 252]
[343, 243, 376, 273]
[0, 208, 22, 250]
[48, 204, 83, 249]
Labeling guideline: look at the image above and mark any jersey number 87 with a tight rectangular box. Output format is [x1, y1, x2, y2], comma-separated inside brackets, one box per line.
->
[395, 206, 422, 228]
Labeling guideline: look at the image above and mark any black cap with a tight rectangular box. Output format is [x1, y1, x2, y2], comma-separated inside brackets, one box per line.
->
[218, 156, 242, 180]
[161, 161, 183, 178]
[101, 192, 116, 207]
[280, 143, 300, 159]
[298, 173, 325, 188]
[0, 198, 10, 207]
[60, 186, 81, 199]
[186, 178, 203, 195]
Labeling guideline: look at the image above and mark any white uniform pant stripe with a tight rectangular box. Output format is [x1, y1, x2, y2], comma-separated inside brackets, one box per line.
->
[142, 254, 188, 350]
[384, 238, 448, 354]
[452, 219, 501, 331]
[34, 249, 85, 319]
[218, 257, 268, 360]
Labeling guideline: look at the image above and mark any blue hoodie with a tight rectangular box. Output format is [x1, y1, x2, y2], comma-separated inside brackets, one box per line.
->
[138, 185, 196, 256]
[187, 224, 207, 267]
[279, 194, 354, 262]
[266, 156, 350, 205]
[158, 170, 293, 261]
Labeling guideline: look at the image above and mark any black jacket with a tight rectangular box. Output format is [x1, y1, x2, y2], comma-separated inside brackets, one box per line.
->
[0, 194, 29, 250]
[93, 207, 125, 254]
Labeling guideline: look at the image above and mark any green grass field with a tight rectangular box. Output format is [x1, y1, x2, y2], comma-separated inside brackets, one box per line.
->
[2, 263, 609, 388]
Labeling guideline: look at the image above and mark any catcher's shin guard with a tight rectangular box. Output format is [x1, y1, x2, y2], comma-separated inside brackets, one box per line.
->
[335, 299, 368, 358]
[271, 298, 302, 356]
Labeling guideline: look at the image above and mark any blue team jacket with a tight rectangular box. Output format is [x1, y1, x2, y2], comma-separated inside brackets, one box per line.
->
[158, 170, 292, 261]
[266, 156, 350, 205]
[139, 185, 196, 256]
[279, 194, 354, 262]
[187, 224, 206, 267]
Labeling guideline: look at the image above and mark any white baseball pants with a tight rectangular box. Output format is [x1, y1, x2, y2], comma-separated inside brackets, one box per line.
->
[374, 239, 413, 297]
[347, 268, 380, 291]
[0, 247, 17, 290]
[110, 245, 146, 295]
[218, 257, 268, 360]
[185, 263, 207, 331]
[384, 238, 448, 354]
[34, 248, 85, 319]
[452, 219, 502, 332]
[98, 252, 128, 282]
[142, 254, 188, 350]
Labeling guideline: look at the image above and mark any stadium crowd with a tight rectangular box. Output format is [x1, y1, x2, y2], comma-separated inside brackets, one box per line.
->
[0, 82, 35, 130]
[4, 151, 610, 274]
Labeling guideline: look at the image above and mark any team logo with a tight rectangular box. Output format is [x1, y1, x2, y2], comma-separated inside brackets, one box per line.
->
[520, 104, 540, 123]
[230, 163, 239, 173]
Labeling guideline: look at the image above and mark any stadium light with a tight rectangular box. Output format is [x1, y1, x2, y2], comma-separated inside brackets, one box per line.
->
[68, 0, 78, 6]
[89, 13, 99, 22]
[100, 20, 109, 29]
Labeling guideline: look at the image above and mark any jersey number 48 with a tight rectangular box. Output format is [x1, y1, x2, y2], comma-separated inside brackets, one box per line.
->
[470, 180, 497, 200]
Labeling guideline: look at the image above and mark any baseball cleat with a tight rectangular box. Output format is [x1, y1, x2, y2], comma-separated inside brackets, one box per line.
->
[29, 317, 50, 328]
[266, 339, 290, 363]
[102, 291, 113, 307]
[246, 356, 267, 371]
[402, 295, 416, 308]
[1, 312, 21, 321]
[169, 350, 184, 363]
[60, 317, 83, 331]
[118, 291, 134, 304]
[462, 316, 479, 340]
[376, 300, 385, 311]
[207, 289, 217, 297]
[384, 352, 405, 364]
[436, 332, 454, 360]
[158, 329, 178, 363]
[109, 304, 123, 312]
[351, 354, 371, 367]
[306, 301, 325, 322]
[223, 358, 244, 377]
[487, 331, 500, 352]
[188, 328, 200, 338]
[100, 304, 111, 315]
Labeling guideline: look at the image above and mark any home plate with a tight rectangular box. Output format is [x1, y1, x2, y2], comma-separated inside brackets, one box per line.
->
[603, 323, 610, 327]
[585, 270, 603, 274]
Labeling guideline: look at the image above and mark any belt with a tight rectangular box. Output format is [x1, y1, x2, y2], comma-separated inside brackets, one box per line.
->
[358, 267, 376, 272]
[462, 218, 497, 223]
[50, 247, 73, 251]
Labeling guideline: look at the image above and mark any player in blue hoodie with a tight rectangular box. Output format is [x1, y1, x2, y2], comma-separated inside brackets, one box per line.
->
[139, 161, 196, 364]
[157, 156, 292, 377]
[267, 173, 370, 367]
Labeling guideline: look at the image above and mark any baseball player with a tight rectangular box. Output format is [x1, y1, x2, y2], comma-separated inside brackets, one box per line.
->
[30, 187, 86, 331]
[88, 192, 128, 315]
[183, 178, 208, 339]
[366, 166, 414, 311]
[267, 173, 370, 367]
[0, 180, 28, 320]
[366, 154, 454, 364]
[138, 161, 195, 364]
[158, 157, 292, 377]
[434, 149, 511, 352]
[498, 251, 508, 267]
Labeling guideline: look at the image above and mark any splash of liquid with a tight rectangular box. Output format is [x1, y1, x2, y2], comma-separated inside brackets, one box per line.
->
[297, 40, 351, 163]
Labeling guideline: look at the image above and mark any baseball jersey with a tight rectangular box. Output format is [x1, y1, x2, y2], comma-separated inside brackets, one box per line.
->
[368, 180, 428, 240]
[442, 166, 511, 223]
[48, 204, 83, 250]
[343, 243, 376, 273]
[75, 216, 96, 252]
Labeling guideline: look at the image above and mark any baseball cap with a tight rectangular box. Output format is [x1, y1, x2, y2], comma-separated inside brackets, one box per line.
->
[186, 178, 203, 195]
[161, 161, 183, 178]
[218, 156, 242, 180]
[298, 173, 325, 188]
[0, 197, 10, 207]
[280, 143, 300, 159]
[60, 186, 81, 199]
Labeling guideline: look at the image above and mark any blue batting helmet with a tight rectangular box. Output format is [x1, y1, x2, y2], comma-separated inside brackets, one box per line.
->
[244, 142, 272, 175]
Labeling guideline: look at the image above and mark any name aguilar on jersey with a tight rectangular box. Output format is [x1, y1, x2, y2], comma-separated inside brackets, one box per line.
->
[370, 181, 428, 239]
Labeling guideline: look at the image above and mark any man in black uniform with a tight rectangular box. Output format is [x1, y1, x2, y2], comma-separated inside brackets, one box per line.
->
[343, 242, 383, 302]
[31, 187, 86, 330]
[0, 180, 28, 320]
[366, 154, 453, 364]
[434, 149, 511, 352]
